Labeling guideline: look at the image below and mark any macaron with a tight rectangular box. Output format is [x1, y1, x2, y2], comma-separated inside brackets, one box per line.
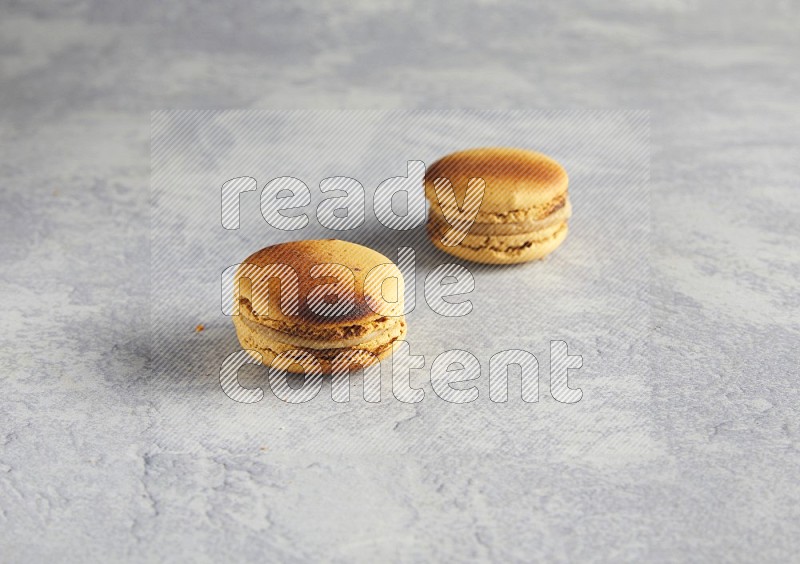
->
[232, 239, 406, 374]
[425, 147, 572, 264]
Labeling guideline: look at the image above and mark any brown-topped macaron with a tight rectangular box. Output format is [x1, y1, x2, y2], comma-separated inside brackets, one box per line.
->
[232, 239, 406, 374]
[425, 147, 572, 264]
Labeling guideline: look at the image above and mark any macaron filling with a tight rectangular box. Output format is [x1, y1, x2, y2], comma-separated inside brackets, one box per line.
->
[235, 313, 404, 351]
[430, 198, 571, 238]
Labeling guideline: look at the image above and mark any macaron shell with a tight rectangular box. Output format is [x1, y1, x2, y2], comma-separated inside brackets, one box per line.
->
[235, 239, 404, 328]
[424, 147, 568, 214]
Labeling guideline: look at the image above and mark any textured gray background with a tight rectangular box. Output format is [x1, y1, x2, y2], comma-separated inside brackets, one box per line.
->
[1, 1, 799, 562]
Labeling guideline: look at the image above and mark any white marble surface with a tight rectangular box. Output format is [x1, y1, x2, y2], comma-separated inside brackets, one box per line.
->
[1, 1, 799, 562]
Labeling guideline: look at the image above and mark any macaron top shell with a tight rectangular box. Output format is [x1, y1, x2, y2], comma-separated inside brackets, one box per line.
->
[424, 147, 568, 215]
[235, 239, 403, 329]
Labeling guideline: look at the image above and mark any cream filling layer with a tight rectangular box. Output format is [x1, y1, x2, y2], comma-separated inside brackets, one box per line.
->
[430, 198, 571, 237]
[236, 314, 402, 350]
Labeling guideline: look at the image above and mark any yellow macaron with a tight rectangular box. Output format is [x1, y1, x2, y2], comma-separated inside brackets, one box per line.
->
[232, 239, 406, 373]
[425, 147, 572, 264]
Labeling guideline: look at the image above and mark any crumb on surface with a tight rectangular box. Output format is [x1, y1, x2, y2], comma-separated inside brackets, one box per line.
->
[195, 324, 204, 332]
